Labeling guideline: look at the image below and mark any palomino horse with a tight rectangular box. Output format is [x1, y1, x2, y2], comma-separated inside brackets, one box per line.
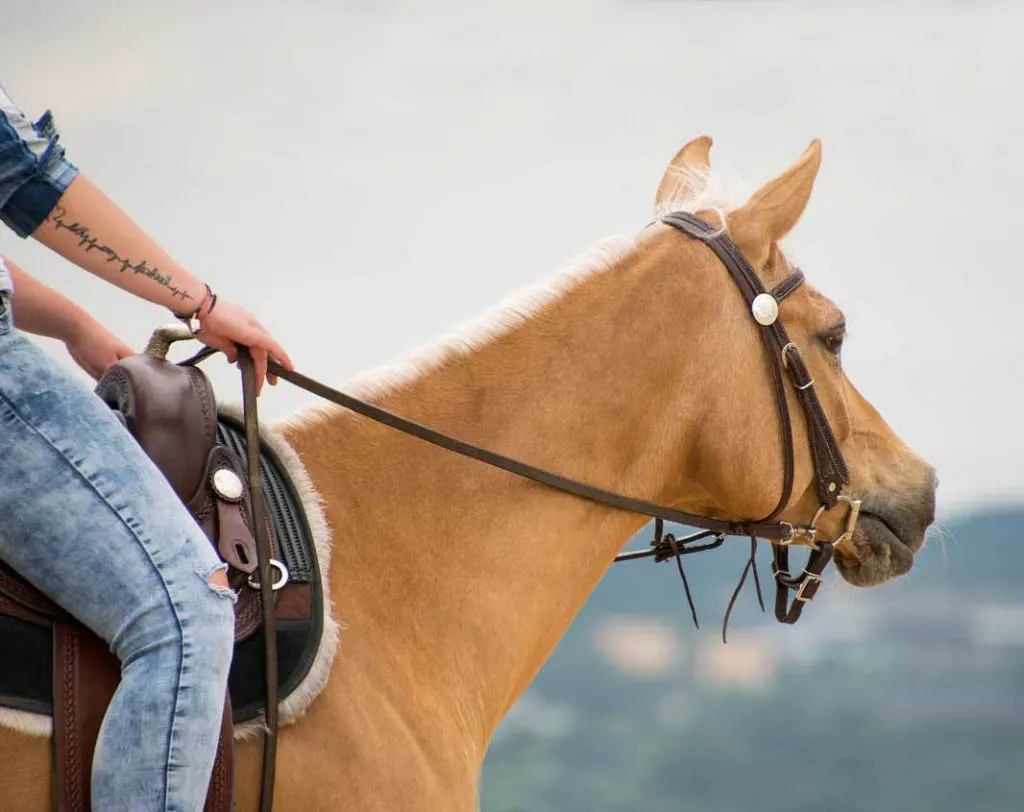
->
[0, 137, 937, 810]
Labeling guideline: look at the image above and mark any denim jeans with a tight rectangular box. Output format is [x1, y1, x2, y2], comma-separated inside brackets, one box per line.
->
[0, 292, 235, 811]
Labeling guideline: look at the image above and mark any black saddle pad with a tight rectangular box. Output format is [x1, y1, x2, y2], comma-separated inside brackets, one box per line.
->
[0, 412, 325, 726]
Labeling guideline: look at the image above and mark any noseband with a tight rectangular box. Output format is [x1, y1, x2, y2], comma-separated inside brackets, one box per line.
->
[186, 211, 861, 634]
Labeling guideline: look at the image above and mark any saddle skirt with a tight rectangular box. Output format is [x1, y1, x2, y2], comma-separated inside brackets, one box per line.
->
[0, 357, 338, 740]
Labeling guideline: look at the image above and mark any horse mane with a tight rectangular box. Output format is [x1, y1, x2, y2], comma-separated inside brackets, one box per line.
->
[282, 164, 744, 432]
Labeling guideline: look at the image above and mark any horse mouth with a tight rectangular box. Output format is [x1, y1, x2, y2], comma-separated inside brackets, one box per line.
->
[832, 498, 930, 588]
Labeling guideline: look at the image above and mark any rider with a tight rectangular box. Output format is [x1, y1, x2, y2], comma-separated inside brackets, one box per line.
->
[0, 85, 292, 810]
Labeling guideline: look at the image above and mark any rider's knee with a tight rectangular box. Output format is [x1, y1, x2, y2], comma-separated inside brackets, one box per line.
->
[202, 562, 237, 604]
[195, 563, 236, 666]
[207, 566, 231, 592]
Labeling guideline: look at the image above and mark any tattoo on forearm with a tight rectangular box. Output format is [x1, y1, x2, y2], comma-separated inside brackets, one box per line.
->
[46, 206, 193, 302]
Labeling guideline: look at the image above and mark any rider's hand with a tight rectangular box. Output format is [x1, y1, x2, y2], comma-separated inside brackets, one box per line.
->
[64, 318, 134, 380]
[196, 298, 293, 394]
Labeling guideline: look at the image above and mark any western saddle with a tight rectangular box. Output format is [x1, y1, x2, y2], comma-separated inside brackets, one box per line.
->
[0, 334, 324, 811]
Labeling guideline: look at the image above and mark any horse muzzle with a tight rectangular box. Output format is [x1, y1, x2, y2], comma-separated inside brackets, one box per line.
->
[832, 478, 937, 587]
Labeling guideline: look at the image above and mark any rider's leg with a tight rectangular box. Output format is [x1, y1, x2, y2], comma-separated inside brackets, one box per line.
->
[0, 293, 235, 812]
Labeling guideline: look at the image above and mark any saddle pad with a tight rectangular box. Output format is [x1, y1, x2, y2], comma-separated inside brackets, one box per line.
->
[217, 411, 325, 724]
[0, 410, 339, 738]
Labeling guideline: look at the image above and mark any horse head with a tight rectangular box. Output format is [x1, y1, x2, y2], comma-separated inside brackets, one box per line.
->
[651, 136, 936, 588]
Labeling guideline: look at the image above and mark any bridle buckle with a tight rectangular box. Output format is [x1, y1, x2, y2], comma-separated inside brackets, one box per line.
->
[778, 514, 820, 549]
[780, 342, 800, 369]
[794, 570, 823, 603]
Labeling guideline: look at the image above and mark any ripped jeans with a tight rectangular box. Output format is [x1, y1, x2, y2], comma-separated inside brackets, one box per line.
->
[0, 292, 236, 812]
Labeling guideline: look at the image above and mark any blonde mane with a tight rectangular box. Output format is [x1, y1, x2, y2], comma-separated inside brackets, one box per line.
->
[284, 165, 745, 431]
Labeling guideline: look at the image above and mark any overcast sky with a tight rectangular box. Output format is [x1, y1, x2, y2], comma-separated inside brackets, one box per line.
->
[2, 0, 1021, 516]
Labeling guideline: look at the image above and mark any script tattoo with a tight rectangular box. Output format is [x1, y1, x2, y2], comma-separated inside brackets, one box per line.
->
[46, 206, 193, 302]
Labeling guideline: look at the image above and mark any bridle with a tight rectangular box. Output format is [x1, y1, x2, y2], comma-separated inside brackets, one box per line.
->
[186, 208, 865, 624]
[637, 212, 861, 629]
[205, 211, 863, 635]
[178, 210, 862, 812]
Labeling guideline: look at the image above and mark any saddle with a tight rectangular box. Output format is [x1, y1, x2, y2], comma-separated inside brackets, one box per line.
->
[0, 351, 326, 811]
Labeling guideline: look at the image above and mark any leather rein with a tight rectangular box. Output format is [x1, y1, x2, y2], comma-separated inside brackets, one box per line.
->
[221, 210, 860, 811]
[219, 211, 863, 633]
[223, 212, 862, 628]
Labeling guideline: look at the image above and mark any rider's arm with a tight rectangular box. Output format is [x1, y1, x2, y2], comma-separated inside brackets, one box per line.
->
[0, 254, 132, 378]
[0, 84, 291, 390]
[30, 175, 212, 316]
[0, 85, 206, 317]
[0, 254, 92, 340]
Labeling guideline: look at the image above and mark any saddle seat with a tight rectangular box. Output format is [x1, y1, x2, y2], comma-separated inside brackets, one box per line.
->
[0, 352, 326, 810]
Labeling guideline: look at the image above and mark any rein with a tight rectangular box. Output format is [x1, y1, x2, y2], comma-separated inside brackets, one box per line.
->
[238, 349, 279, 812]
[201, 211, 859, 811]
[196, 212, 859, 635]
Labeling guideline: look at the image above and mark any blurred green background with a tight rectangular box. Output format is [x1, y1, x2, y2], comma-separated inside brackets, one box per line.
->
[483, 507, 1024, 811]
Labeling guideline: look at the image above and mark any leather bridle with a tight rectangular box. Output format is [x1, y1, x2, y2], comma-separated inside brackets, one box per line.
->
[215, 211, 862, 812]
[220, 212, 862, 637]
[223, 210, 867, 619]
[650, 212, 860, 627]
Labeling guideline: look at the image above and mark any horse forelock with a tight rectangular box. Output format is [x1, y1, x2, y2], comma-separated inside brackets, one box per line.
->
[653, 164, 749, 222]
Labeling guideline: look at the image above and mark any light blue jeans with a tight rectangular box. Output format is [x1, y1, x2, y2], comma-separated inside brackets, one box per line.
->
[0, 292, 236, 811]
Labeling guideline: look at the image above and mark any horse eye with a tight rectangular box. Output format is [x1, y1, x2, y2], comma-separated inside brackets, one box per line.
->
[822, 334, 844, 356]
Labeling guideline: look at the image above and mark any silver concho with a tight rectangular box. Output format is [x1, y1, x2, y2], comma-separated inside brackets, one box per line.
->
[751, 293, 779, 326]
[211, 468, 244, 501]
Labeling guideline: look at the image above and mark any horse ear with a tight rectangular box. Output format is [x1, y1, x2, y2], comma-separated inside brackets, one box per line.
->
[732, 140, 822, 243]
[654, 135, 713, 212]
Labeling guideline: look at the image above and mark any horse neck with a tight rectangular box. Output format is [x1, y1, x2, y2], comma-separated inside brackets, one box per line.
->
[280, 231, 715, 758]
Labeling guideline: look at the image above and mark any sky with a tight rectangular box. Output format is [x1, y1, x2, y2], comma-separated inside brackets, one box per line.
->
[1, 0, 1021, 515]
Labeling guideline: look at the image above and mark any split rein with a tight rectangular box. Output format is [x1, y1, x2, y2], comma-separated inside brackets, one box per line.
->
[189, 213, 861, 649]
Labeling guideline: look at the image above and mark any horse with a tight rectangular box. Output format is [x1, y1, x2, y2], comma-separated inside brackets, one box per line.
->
[0, 136, 937, 810]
